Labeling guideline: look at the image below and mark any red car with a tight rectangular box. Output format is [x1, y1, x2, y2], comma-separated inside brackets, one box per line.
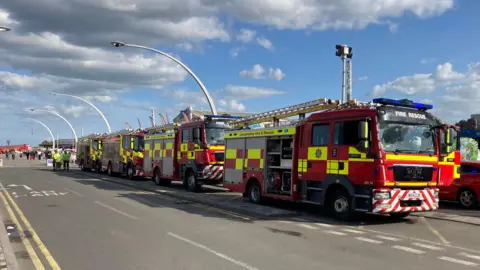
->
[439, 161, 480, 208]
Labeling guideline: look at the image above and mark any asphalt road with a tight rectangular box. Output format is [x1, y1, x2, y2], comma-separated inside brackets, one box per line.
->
[1, 162, 480, 269]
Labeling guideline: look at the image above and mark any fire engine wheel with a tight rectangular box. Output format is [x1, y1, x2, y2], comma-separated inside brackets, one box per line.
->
[328, 189, 355, 221]
[248, 181, 262, 204]
[457, 188, 478, 209]
[95, 162, 101, 173]
[186, 171, 201, 192]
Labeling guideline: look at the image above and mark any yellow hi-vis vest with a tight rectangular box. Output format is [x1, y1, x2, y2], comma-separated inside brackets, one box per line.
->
[53, 153, 62, 162]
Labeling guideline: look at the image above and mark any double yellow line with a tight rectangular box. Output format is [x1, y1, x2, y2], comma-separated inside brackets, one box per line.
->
[0, 183, 60, 269]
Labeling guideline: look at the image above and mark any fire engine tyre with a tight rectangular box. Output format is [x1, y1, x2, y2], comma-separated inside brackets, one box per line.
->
[80, 161, 85, 171]
[328, 188, 355, 221]
[457, 188, 478, 209]
[95, 162, 101, 173]
[153, 168, 171, 186]
[186, 170, 201, 192]
[247, 181, 263, 204]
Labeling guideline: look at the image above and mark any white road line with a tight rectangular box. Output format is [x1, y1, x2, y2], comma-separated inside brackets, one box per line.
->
[375, 235, 401, 241]
[342, 229, 365, 234]
[168, 232, 259, 270]
[297, 224, 318, 230]
[314, 223, 334, 228]
[324, 230, 347, 236]
[392, 245, 426, 254]
[459, 253, 480, 261]
[438, 256, 478, 266]
[420, 217, 450, 244]
[291, 217, 309, 222]
[278, 220, 292, 224]
[94, 201, 139, 220]
[355, 237, 382, 244]
[47, 180, 55, 184]
[64, 188, 83, 197]
[412, 242, 444, 251]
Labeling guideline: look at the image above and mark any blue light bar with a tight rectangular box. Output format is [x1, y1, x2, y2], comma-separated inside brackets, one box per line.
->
[373, 98, 433, 110]
[204, 114, 242, 119]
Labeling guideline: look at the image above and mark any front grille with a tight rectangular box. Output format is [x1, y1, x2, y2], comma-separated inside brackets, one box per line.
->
[393, 166, 433, 181]
[214, 152, 224, 162]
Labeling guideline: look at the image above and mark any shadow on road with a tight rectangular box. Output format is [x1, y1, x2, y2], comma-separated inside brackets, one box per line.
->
[30, 167, 419, 227]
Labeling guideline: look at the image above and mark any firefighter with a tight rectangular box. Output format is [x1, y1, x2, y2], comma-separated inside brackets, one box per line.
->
[62, 151, 71, 171]
[53, 150, 62, 171]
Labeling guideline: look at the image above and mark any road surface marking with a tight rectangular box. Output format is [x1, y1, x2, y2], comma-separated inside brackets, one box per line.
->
[168, 232, 259, 270]
[291, 217, 309, 222]
[297, 224, 318, 230]
[190, 203, 252, 221]
[324, 230, 347, 236]
[64, 188, 83, 197]
[278, 220, 292, 224]
[314, 223, 334, 228]
[355, 237, 382, 244]
[375, 235, 401, 241]
[7, 184, 32, 191]
[1, 183, 61, 269]
[341, 229, 365, 234]
[412, 242, 444, 251]
[47, 180, 55, 184]
[0, 189, 45, 269]
[392, 245, 426, 254]
[94, 201, 139, 220]
[420, 217, 450, 244]
[438, 256, 478, 266]
[459, 253, 480, 261]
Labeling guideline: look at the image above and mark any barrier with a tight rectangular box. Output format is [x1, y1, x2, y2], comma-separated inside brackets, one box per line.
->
[0, 158, 3, 167]
[46, 159, 53, 167]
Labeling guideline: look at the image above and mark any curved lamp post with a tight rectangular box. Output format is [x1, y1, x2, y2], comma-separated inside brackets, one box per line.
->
[111, 41, 217, 115]
[30, 108, 78, 150]
[49, 92, 112, 133]
[26, 118, 56, 150]
[0, 26, 11, 32]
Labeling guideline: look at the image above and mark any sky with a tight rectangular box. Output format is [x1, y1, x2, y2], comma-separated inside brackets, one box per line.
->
[0, 0, 479, 146]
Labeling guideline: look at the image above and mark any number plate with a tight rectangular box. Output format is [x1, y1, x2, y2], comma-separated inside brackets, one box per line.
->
[406, 192, 421, 199]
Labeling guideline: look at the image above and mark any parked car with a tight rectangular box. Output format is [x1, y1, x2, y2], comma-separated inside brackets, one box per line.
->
[439, 161, 480, 208]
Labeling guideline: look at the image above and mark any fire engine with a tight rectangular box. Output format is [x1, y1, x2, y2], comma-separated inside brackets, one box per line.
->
[436, 123, 461, 184]
[222, 97, 458, 220]
[92, 129, 146, 179]
[141, 114, 240, 191]
[77, 134, 104, 172]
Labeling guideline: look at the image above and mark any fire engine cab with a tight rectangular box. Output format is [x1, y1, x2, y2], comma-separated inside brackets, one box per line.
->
[223, 98, 457, 220]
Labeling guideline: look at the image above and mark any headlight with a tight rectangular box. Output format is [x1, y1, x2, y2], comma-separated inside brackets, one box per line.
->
[374, 191, 391, 200]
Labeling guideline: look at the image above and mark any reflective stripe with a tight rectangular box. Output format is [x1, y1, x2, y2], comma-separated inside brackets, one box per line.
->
[385, 154, 437, 162]
[225, 128, 296, 138]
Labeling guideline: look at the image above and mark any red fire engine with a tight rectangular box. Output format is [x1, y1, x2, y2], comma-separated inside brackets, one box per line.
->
[436, 124, 461, 183]
[222, 98, 457, 220]
[77, 135, 104, 172]
[140, 115, 239, 191]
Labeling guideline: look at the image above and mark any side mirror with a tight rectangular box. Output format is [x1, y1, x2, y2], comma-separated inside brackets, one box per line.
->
[356, 140, 369, 151]
[358, 121, 368, 140]
[193, 128, 200, 140]
[445, 129, 454, 146]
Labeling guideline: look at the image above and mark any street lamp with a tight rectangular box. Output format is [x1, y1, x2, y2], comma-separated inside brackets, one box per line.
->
[29, 108, 78, 150]
[49, 92, 112, 134]
[26, 118, 56, 150]
[111, 41, 218, 115]
[0, 26, 11, 32]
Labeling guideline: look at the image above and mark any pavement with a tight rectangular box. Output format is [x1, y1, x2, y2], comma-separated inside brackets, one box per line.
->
[0, 161, 480, 269]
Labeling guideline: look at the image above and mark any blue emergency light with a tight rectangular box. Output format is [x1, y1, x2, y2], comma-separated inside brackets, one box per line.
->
[373, 98, 433, 110]
[204, 114, 242, 119]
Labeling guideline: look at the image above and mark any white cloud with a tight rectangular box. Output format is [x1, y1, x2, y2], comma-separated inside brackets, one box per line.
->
[237, 29, 256, 43]
[229, 46, 246, 58]
[175, 42, 194, 52]
[217, 84, 286, 100]
[256, 37, 274, 51]
[240, 64, 265, 79]
[268, 68, 286, 81]
[240, 65, 286, 80]
[371, 62, 480, 121]
[357, 76, 368, 81]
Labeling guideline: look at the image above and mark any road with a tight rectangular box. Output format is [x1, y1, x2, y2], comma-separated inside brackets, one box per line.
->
[0, 162, 480, 269]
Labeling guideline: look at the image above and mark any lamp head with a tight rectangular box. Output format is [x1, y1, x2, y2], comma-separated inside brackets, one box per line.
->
[111, 41, 126, 48]
[0, 26, 11, 32]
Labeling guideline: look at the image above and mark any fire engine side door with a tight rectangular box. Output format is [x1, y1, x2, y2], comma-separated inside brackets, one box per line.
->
[300, 121, 331, 181]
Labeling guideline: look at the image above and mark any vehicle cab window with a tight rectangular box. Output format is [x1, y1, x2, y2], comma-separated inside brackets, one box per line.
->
[334, 121, 363, 145]
[311, 124, 330, 146]
[461, 164, 480, 174]
[182, 129, 191, 143]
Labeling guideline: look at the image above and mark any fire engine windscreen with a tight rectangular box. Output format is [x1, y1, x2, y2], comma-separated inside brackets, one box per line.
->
[205, 120, 231, 145]
[134, 136, 145, 151]
[378, 107, 437, 154]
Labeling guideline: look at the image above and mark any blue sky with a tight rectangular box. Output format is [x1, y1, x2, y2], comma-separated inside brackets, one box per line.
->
[0, 0, 478, 146]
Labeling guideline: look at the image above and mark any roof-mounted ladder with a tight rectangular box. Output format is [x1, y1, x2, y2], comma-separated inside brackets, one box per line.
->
[229, 98, 340, 128]
[144, 123, 178, 134]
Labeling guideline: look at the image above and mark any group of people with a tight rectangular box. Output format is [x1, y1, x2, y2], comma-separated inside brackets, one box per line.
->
[52, 149, 71, 171]
[23, 150, 44, 160]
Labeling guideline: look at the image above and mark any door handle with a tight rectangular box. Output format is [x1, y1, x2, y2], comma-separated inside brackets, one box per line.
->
[338, 162, 345, 170]
[307, 161, 312, 168]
